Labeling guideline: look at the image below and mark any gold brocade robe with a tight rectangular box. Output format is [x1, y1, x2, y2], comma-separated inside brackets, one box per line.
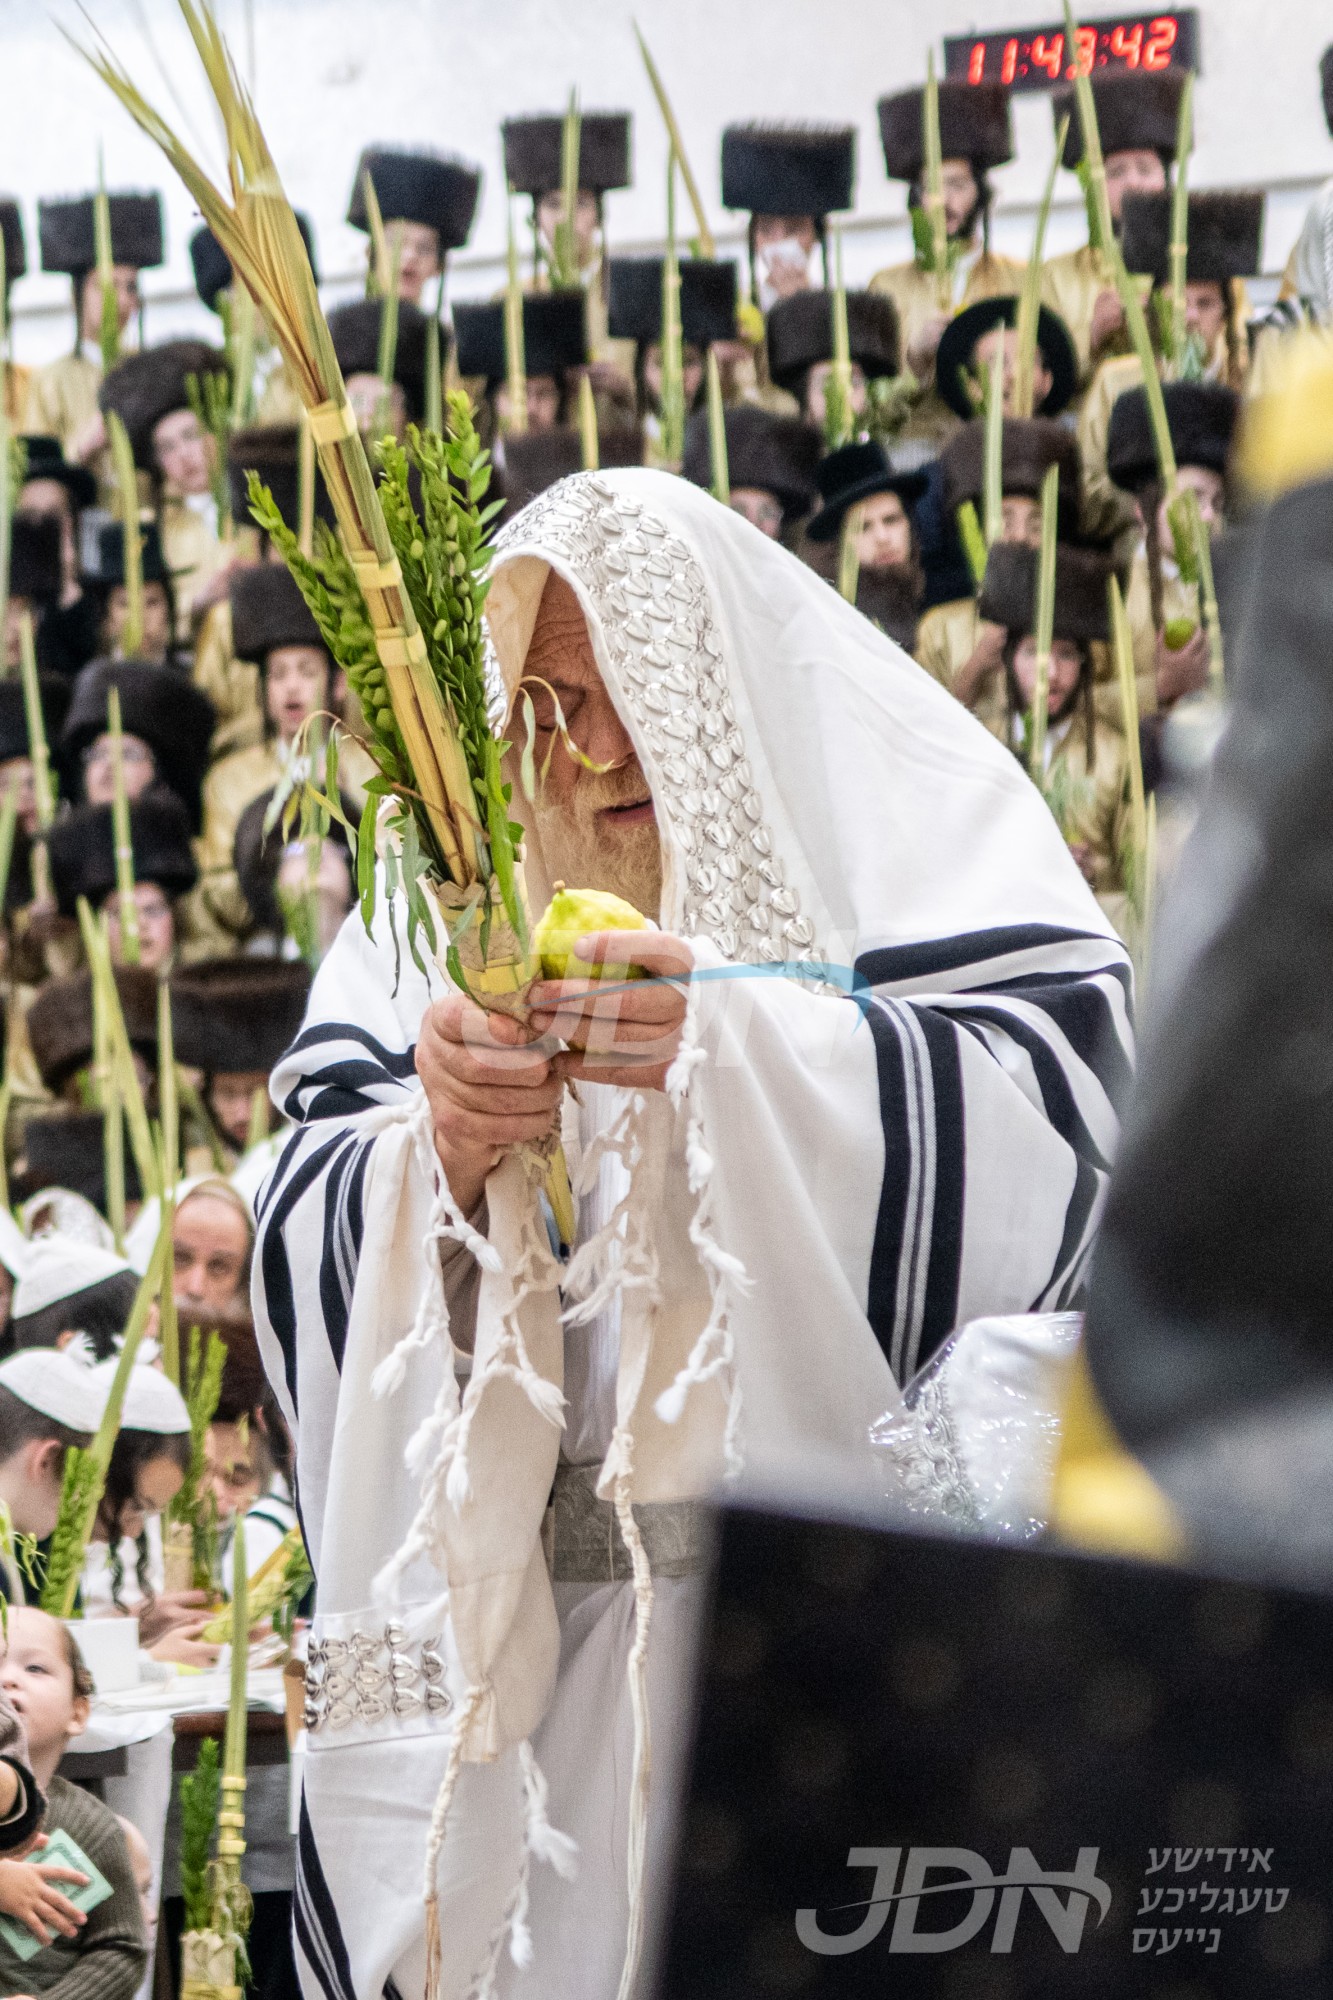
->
[159, 492, 229, 640]
[914, 595, 1008, 735]
[196, 734, 377, 940]
[996, 711, 1131, 930]
[193, 599, 264, 760]
[1041, 243, 1131, 387]
[3, 361, 30, 427]
[22, 352, 103, 479]
[1078, 335, 1239, 543]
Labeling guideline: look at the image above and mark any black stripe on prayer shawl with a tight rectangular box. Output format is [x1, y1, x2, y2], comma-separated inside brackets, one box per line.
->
[260, 1129, 361, 1416]
[281, 1022, 418, 1124]
[295, 1792, 357, 2000]
[319, 1133, 375, 1373]
[855, 924, 1131, 1382]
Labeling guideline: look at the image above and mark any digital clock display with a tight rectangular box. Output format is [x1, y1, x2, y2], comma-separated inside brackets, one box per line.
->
[944, 10, 1198, 94]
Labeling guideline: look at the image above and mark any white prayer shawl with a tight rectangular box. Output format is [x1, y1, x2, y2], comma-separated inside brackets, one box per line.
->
[252, 469, 1132, 2000]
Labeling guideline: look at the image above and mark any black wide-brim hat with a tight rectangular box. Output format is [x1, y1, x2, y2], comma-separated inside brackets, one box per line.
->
[26, 963, 161, 1093]
[805, 440, 928, 542]
[170, 955, 312, 1075]
[60, 660, 216, 831]
[765, 289, 901, 391]
[1120, 189, 1266, 287]
[18, 434, 98, 510]
[0, 675, 69, 767]
[935, 296, 1078, 420]
[978, 539, 1112, 645]
[720, 126, 855, 217]
[226, 425, 335, 535]
[346, 148, 481, 252]
[47, 795, 199, 917]
[502, 114, 632, 199]
[191, 214, 318, 312]
[453, 292, 588, 386]
[1106, 378, 1239, 491]
[1054, 69, 1188, 168]
[682, 405, 822, 519]
[327, 299, 429, 418]
[37, 190, 163, 275]
[878, 82, 1013, 183]
[230, 563, 325, 665]
[607, 257, 739, 348]
[99, 340, 229, 469]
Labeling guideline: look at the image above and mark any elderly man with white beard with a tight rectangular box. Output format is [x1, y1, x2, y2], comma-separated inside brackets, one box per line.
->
[253, 468, 1132, 2000]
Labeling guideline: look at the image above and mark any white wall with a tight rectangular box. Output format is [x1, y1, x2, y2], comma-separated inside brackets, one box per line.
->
[3, 0, 1330, 364]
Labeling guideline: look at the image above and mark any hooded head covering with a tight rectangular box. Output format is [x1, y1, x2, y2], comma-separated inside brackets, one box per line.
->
[347, 148, 481, 251]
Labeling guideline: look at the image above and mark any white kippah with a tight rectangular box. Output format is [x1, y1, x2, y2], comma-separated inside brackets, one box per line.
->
[0, 1349, 107, 1434]
[12, 1237, 135, 1323]
[91, 1358, 190, 1436]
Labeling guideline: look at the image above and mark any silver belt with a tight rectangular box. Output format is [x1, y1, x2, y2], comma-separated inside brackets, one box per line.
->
[546, 1461, 710, 1583]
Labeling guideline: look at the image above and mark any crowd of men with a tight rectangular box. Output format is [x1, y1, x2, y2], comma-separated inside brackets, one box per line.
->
[0, 38, 1329, 2000]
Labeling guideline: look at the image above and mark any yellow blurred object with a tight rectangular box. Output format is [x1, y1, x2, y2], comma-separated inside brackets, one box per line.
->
[1049, 1345, 1185, 1561]
[1238, 328, 1333, 500]
[736, 299, 766, 349]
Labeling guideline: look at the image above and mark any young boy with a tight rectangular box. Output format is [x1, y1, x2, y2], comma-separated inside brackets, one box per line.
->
[0, 1608, 147, 1998]
[0, 1352, 105, 1591]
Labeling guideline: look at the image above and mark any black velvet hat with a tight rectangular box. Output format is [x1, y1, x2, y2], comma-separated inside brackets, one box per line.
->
[720, 126, 855, 217]
[934, 296, 1078, 420]
[805, 441, 928, 543]
[80, 520, 169, 590]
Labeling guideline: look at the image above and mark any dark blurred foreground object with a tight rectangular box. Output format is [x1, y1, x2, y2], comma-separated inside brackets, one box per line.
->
[649, 1496, 1333, 2000]
[1084, 460, 1333, 1588]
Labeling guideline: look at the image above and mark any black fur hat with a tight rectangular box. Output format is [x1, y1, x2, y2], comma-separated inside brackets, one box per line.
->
[26, 963, 161, 1093]
[47, 795, 198, 917]
[934, 296, 1079, 420]
[1107, 379, 1239, 491]
[940, 417, 1083, 529]
[8, 513, 63, 602]
[0, 199, 24, 283]
[979, 540, 1112, 644]
[18, 434, 97, 510]
[37, 191, 163, 274]
[720, 126, 855, 217]
[99, 340, 228, 468]
[0, 676, 69, 765]
[765, 289, 900, 390]
[12, 1111, 143, 1212]
[1120, 190, 1266, 286]
[683, 405, 822, 521]
[60, 661, 216, 830]
[230, 564, 325, 665]
[502, 114, 632, 197]
[191, 214, 318, 312]
[1054, 70, 1189, 168]
[1323, 45, 1333, 138]
[453, 292, 588, 385]
[347, 148, 481, 251]
[877, 83, 1013, 182]
[607, 258, 739, 347]
[80, 520, 169, 589]
[327, 298, 429, 419]
[501, 426, 644, 512]
[170, 956, 312, 1075]
[226, 425, 333, 535]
